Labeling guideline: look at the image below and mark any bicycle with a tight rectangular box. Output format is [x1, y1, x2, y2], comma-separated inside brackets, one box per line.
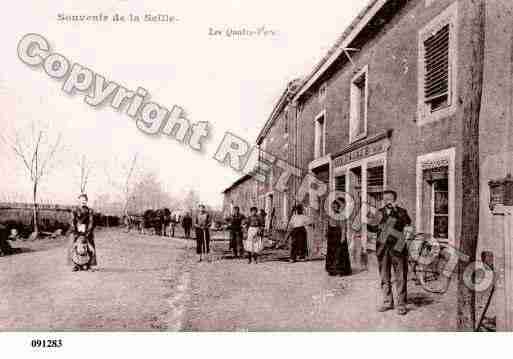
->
[409, 233, 453, 294]
[408, 233, 496, 331]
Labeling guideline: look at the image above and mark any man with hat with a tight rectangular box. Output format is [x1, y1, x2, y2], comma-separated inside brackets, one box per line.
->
[368, 189, 412, 315]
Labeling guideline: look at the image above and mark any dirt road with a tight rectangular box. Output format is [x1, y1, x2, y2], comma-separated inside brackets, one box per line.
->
[1, 230, 458, 331]
[0, 229, 194, 331]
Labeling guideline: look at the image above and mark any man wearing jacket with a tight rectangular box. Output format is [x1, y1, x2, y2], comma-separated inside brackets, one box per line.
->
[226, 206, 245, 258]
[368, 190, 412, 315]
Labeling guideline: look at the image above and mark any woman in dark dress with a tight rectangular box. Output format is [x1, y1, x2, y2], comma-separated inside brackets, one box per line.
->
[325, 198, 352, 276]
[288, 204, 310, 263]
[68, 193, 97, 271]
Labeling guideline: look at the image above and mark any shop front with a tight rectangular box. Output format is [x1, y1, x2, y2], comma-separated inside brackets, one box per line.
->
[331, 131, 391, 262]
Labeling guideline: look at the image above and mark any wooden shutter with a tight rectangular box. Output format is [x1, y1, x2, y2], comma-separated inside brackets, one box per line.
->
[424, 24, 450, 103]
[335, 175, 346, 192]
[367, 166, 384, 193]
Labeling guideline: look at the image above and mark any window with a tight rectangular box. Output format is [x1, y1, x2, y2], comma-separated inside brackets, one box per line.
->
[367, 165, 384, 209]
[432, 171, 449, 240]
[335, 175, 346, 192]
[424, 25, 450, 111]
[284, 109, 289, 134]
[318, 82, 327, 103]
[297, 102, 304, 114]
[350, 66, 368, 142]
[282, 191, 288, 223]
[418, 3, 458, 124]
[314, 112, 326, 159]
[416, 148, 455, 245]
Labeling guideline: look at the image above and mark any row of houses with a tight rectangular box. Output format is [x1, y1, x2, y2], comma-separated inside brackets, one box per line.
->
[222, 0, 513, 264]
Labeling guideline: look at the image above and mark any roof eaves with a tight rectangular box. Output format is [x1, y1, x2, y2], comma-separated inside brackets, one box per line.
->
[294, 0, 388, 101]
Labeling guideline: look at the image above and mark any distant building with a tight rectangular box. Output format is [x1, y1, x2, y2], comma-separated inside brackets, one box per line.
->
[222, 174, 258, 218]
[255, 79, 302, 231]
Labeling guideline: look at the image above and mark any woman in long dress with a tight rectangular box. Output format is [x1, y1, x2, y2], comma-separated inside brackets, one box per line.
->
[325, 198, 352, 276]
[68, 193, 97, 271]
[243, 207, 264, 264]
[288, 204, 310, 263]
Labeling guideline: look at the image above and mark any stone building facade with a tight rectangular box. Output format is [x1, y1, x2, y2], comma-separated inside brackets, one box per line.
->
[223, 0, 513, 266]
[221, 174, 259, 218]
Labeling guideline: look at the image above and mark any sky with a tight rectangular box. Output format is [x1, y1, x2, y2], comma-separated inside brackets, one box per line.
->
[0, 0, 368, 208]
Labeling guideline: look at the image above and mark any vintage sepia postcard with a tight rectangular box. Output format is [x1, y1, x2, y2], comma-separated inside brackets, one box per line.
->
[0, 0, 512, 355]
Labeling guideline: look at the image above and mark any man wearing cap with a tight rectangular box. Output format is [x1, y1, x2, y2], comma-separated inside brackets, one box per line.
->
[368, 190, 412, 315]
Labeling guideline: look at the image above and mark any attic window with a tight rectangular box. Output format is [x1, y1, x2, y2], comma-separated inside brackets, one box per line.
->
[417, 3, 458, 124]
[318, 83, 327, 103]
[424, 24, 450, 111]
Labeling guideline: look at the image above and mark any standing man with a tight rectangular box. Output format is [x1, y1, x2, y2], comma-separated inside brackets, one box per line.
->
[194, 204, 211, 262]
[182, 211, 193, 239]
[368, 190, 412, 315]
[226, 206, 245, 258]
[170, 213, 177, 237]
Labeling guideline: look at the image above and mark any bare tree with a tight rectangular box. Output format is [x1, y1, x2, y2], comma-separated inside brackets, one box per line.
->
[78, 154, 92, 194]
[1, 120, 63, 237]
[131, 171, 163, 211]
[104, 153, 140, 217]
[122, 153, 139, 216]
[182, 189, 201, 213]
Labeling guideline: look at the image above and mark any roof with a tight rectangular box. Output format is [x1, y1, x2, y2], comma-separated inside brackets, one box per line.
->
[256, 78, 303, 145]
[293, 0, 389, 101]
[222, 174, 253, 194]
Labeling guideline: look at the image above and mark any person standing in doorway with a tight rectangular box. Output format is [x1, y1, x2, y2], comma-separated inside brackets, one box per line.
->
[325, 198, 352, 276]
[227, 206, 245, 258]
[368, 190, 412, 316]
[288, 204, 311, 263]
[194, 204, 211, 262]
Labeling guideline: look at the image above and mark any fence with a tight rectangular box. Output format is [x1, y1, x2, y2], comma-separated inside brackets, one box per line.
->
[0, 202, 120, 237]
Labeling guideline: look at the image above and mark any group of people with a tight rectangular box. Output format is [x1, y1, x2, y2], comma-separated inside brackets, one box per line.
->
[64, 189, 412, 316]
[194, 204, 268, 264]
[225, 206, 266, 263]
[224, 190, 412, 316]
[222, 201, 352, 272]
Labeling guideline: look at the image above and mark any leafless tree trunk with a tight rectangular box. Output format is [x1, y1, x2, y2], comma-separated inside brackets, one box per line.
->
[78, 154, 92, 194]
[457, 0, 485, 331]
[1, 121, 62, 237]
[123, 153, 138, 217]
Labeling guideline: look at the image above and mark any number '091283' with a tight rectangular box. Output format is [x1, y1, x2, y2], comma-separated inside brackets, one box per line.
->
[30, 339, 62, 348]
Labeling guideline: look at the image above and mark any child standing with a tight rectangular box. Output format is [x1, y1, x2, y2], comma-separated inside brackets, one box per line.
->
[71, 235, 95, 271]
